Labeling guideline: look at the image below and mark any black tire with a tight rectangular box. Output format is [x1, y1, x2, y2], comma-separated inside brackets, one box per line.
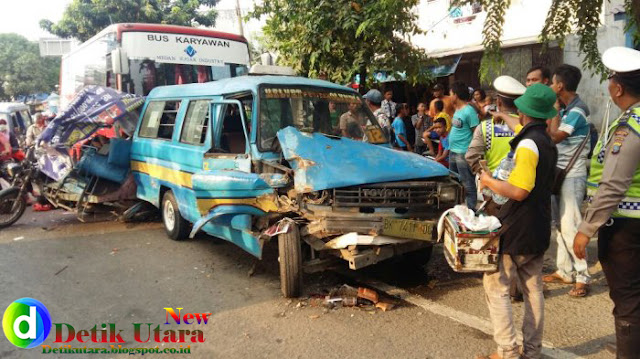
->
[278, 223, 303, 298]
[0, 188, 26, 229]
[161, 191, 189, 241]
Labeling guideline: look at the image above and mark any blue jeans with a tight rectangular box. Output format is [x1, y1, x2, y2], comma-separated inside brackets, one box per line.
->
[450, 151, 477, 209]
[554, 175, 590, 284]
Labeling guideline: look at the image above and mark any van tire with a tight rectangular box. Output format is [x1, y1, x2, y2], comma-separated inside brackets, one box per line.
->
[278, 223, 303, 298]
[162, 191, 189, 241]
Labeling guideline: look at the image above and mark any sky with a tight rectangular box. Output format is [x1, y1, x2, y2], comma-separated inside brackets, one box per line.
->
[0, 0, 263, 42]
[0, 0, 73, 40]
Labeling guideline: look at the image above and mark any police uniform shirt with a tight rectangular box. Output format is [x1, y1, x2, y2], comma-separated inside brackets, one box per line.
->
[578, 103, 640, 237]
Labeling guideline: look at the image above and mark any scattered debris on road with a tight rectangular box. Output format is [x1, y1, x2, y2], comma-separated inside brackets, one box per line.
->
[300, 284, 397, 312]
[54, 265, 69, 276]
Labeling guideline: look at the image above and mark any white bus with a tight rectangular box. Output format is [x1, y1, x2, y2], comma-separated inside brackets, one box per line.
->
[60, 23, 251, 109]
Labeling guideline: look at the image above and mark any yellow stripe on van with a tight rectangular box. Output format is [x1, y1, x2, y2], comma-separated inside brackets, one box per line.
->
[196, 196, 278, 215]
[131, 160, 192, 188]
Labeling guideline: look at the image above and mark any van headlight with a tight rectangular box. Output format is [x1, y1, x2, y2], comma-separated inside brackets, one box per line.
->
[438, 184, 458, 203]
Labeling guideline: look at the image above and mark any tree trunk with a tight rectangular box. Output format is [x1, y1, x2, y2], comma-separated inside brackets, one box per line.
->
[358, 64, 367, 95]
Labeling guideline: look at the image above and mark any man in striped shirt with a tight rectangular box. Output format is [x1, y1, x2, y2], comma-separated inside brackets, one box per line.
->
[543, 64, 592, 297]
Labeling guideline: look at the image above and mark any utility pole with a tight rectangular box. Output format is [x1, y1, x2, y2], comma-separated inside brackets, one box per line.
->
[235, 0, 245, 37]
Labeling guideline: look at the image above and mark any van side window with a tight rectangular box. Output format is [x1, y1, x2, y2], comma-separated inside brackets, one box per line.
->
[139, 100, 181, 139]
[180, 100, 209, 146]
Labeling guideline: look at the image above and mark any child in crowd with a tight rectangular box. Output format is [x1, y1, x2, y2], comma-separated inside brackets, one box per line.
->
[411, 102, 431, 154]
[392, 103, 412, 151]
[434, 99, 451, 131]
[422, 100, 450, 155]
[431, 118, 449, 167]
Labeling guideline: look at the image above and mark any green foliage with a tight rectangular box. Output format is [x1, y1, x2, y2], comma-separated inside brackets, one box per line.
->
[624, 0, 640, 48]
[456, 0, 640, 82]
[41, 0, 219, 42]
[251, 0, 433, 87]
[0, 34, 60, 100]
[540, 0, 607, 80]
[574, 0, 607, 81]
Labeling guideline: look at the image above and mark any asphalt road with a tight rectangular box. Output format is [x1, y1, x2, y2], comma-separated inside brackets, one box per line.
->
[0, 209, 614, 359]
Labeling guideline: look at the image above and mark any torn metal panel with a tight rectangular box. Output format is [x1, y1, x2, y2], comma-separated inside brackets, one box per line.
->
[276, 127, 449, 193]
[258, 173, 290, 188]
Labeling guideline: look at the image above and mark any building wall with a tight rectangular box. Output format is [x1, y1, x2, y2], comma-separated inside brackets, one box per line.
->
[415, 0, 628, 131]
[413, 0, 552, 56]
[563, 0, 627, 130]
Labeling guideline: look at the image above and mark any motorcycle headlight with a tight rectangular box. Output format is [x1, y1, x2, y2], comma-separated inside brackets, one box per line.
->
[438, 184, 459, 203]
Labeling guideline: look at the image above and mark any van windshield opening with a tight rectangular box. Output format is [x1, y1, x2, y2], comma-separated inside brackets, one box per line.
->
[258, 86, 387, 151]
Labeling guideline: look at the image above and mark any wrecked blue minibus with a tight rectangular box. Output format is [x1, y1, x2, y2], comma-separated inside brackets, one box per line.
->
[130, 70, 463, 297]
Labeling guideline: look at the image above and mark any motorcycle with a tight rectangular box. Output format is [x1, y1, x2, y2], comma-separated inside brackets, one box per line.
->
[0, 147, 37, 228]
[0, 142, 149, 229]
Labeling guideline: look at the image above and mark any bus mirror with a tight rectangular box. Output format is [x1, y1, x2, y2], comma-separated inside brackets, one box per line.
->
[111, 49, 130, 75]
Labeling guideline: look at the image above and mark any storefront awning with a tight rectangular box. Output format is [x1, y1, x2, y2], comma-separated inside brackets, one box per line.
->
[427, 55, 462, 78]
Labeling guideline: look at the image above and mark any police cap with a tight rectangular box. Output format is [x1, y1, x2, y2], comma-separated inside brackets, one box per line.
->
[493, 76, 526, 98]
[603, 46, 640, 76]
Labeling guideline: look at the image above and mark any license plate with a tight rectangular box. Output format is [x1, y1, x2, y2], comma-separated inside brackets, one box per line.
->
[382, 218, 434, 241]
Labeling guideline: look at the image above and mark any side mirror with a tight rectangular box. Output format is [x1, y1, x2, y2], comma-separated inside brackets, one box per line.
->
[111, 49, 130, 75]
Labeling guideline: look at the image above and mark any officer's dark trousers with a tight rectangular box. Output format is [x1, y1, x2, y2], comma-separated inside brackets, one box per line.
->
[599, 218, 640, 359]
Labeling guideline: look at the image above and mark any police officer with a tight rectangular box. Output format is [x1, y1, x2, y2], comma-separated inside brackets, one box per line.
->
[574, 46, 640, 358]
[466, 75, 525, 174]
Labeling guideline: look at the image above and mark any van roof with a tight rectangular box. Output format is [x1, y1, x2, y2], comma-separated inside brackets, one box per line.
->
[0, 103, 29, 113]
[146, 75, 357, 99]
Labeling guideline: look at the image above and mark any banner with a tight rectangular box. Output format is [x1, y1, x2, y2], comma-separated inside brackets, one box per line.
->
[38, 86, 145, 180]
[40, 86, 145, 148]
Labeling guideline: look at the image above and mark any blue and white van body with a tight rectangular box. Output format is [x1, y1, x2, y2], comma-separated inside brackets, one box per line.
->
[131, 74, 462, 297]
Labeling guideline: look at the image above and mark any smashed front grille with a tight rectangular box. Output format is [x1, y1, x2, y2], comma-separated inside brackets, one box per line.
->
[333, 181, 439, 208]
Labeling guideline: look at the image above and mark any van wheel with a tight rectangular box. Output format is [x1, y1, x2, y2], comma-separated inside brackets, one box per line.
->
[278, 223, 303, 298]
[162, 191, 189, 241]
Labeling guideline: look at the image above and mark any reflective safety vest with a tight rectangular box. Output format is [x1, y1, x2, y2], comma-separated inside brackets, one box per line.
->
[587, 107, 640, 219]
[482, 114, 517, 172]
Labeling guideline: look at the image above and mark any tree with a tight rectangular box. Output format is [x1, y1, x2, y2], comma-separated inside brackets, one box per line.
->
[0, 34, 60, 100]
[251, 0, 432, 91]
[40, 0, 220, 42]
[452, 0, 640, 82]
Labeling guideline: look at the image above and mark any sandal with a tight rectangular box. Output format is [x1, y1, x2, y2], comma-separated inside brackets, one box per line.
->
[568, 284, 589, 297]
[475, 353, 502, 359]
[542, 272, 573, 284]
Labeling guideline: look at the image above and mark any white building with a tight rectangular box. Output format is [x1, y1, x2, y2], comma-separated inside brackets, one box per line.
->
[413, 0, 631, 128]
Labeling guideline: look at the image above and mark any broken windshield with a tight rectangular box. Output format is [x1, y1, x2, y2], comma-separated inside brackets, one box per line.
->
[258, 86, 387, 151]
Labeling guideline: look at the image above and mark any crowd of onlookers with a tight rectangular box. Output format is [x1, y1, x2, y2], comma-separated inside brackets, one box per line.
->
[362, 62, 634, 359]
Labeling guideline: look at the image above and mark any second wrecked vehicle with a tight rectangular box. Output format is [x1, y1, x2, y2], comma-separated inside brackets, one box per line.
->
[131, 69, 463, 297]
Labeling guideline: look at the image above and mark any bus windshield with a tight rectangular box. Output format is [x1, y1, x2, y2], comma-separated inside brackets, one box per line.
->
[126, 60, 248, 96]
[258, 86, 387, 151]
[60, 25, 251, 109]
